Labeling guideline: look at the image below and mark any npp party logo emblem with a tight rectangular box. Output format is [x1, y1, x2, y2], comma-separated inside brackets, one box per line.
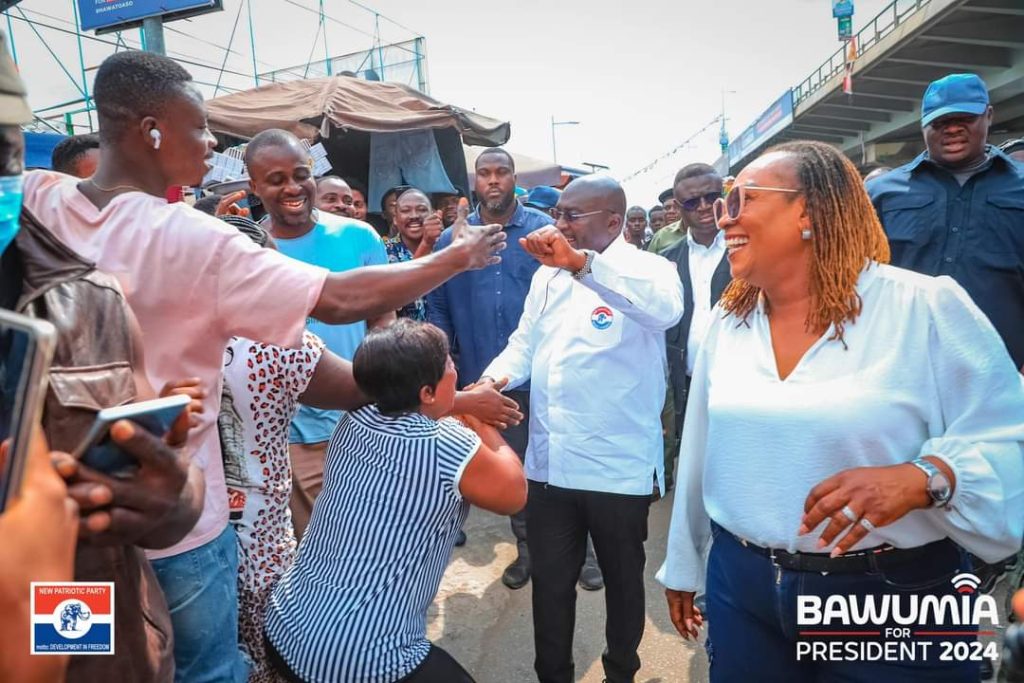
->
[591, 306, 614, 330]
[31, 582, 114, 655]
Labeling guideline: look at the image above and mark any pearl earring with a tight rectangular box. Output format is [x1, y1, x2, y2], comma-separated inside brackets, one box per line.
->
[801, 228, 813, 240]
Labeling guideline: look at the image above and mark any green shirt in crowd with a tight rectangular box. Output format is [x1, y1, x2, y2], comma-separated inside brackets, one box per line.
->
[646, 220, 687, 254]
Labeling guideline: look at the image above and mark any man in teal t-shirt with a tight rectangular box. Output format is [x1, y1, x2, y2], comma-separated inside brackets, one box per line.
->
[246, 130, 394, 537]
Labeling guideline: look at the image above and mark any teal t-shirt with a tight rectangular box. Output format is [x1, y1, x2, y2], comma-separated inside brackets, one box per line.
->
[274, 211, 388, 443]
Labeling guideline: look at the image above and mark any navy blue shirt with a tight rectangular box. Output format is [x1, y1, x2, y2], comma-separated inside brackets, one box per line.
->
[867, 147, 1024, 368]
[427, 203, 553, 387]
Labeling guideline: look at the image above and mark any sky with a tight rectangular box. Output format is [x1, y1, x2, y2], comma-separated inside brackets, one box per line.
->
[12, 0, 895, 206]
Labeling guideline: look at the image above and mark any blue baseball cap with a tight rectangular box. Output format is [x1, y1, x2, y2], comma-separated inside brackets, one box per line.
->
[525, 185, 561, 210]
[921, 73, 990, 127]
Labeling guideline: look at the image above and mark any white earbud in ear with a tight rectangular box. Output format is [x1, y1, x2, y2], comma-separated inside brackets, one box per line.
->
[150, 129, 162, 150]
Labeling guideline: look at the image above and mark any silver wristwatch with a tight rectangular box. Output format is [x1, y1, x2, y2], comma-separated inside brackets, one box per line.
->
[911, 457, 953, 508]
[572, 250, 596, 281]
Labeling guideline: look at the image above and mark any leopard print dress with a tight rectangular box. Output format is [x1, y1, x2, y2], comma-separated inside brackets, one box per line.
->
[220, 332, 324, 682]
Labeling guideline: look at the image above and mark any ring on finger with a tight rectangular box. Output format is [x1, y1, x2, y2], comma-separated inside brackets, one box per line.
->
[841, 505, 858, 523]
[859, 517, 876, 532]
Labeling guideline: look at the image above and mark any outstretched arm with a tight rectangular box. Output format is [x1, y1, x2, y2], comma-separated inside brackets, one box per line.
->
[299, 350, 369, 411]
[312, 199, 506, 324]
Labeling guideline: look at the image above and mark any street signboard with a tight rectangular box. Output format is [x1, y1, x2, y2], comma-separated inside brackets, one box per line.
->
[838, 15, 853, 40]
[832, 0, 854, 18]
[77, 0, 221, 33]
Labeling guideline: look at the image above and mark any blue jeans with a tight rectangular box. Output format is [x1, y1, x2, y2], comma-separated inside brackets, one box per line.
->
[151, 525, 247, 683]
[705, 522, 980, 682]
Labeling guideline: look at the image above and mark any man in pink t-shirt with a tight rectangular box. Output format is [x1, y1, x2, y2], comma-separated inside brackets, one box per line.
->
[24, 50, 506, 681]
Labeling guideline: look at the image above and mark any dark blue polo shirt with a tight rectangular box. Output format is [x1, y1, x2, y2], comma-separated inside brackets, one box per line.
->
[867, 147, 1024, 368]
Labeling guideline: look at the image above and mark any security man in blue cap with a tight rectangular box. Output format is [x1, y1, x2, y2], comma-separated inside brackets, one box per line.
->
[868, 78, 1024, 670]
[524, 185, 561, 219]
[868, 73, 1024, 373]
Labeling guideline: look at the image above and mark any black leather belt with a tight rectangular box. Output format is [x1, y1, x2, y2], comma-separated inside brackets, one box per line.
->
[714, 522, 956, 574]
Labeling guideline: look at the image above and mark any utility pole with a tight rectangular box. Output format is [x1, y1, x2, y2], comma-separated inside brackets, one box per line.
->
[319, 0, 331, 75]
[141, 15, 166, 55]
[247, 0, 259, 86]
[551, 117, 580, 164]
[719, 89, 736, 154]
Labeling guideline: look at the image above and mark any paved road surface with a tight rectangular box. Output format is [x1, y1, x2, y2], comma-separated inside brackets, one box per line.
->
[427, 491, 710, 683]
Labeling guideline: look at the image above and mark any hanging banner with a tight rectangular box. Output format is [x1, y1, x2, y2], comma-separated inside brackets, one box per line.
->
[727, 91, 794, 166]
[77, 0, 221, 33]
[842, 36, 858, 94]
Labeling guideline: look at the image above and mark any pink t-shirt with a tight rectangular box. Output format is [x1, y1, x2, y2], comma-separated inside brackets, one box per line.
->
[24, 171, 329, 560]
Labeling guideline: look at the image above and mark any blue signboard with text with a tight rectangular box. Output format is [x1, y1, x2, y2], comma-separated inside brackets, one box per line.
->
[77, 0, 219, 32]
[727, 90, 795, 167]
[832, 0, 854, 18]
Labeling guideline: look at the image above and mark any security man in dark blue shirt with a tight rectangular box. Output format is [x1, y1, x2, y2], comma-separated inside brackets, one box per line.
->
[868, 73, 1024, 371]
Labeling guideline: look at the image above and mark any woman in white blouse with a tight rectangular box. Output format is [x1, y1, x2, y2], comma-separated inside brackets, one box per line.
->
[658, 140, 1024, 682]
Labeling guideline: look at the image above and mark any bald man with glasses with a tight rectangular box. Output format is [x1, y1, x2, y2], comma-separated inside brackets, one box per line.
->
[482, 175, 685, 683]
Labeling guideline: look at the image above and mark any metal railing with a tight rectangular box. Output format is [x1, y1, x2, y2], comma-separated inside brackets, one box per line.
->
[792, 0, 931, 107]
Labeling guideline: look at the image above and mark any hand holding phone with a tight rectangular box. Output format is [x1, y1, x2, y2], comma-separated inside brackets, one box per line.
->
[0, 310, 56, 512]
[74, 394, 191, 477]
[56, 417, 193, 546]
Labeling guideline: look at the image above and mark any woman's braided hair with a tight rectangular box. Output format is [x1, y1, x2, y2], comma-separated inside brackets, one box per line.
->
[718, 140, 891, 344]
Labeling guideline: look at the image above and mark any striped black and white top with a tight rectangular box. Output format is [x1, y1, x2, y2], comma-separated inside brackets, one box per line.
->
[264, 404, 482, 683]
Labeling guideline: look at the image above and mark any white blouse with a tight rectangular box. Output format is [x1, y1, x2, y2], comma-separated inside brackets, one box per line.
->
[658, 263, 1024, 593]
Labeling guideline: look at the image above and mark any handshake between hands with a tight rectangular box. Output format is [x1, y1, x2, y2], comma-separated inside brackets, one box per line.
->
[451, 377, 523, 433]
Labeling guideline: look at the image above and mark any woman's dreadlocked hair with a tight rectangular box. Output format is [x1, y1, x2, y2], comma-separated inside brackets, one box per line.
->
[718, 140, 890, 344]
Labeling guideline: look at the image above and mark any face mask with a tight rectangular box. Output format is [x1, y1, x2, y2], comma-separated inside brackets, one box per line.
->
[0, 175, 24, 255]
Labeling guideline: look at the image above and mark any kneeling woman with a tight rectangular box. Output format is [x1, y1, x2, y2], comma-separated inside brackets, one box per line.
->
[264, 319, 526, 683]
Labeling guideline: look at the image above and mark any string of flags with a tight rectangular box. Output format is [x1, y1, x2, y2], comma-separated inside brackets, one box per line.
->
[619, 115, 723, 183]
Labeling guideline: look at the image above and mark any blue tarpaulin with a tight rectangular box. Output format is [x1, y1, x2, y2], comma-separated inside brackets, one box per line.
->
[25, 132, 64, 169]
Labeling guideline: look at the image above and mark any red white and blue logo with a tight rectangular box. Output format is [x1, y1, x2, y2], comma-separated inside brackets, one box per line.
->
[31, 582, 114, 655]
[591, 306, 614, 330]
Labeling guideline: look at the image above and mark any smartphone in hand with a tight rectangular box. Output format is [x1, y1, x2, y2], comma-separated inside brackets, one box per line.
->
[0, 311, 56, 511]
[74, 394, 190, 478]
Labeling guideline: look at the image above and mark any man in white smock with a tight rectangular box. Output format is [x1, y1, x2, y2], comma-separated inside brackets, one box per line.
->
[481, 175, 685, 683]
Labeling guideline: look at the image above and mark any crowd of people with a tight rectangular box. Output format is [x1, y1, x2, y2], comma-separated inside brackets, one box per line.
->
[1, 28, 1023, 683]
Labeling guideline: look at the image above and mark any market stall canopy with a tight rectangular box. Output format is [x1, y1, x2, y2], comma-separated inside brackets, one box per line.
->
[206, 76, 510, 147]
[464, 146, 563, 190]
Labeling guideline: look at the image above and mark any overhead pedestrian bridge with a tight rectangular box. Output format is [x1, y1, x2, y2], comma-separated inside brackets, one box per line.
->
[721, 0, 1024, 173]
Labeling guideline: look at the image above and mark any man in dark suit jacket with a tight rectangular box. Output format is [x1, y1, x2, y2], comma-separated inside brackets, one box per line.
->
[659, 164, 731, 485]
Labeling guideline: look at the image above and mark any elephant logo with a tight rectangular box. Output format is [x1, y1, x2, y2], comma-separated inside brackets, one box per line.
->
[59, 602, 91, 633]
[31, 583, 114, 654]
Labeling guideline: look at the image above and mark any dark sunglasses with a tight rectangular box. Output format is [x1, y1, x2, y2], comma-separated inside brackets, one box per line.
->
[678, 192, 723, 212]
[712, 184, 801, 226]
